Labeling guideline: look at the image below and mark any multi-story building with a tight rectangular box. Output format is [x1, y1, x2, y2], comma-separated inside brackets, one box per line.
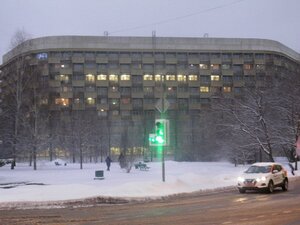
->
[0, 36, 300, 161]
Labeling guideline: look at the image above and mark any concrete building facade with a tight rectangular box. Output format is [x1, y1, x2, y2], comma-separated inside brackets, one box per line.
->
[1, 36, 300, 161]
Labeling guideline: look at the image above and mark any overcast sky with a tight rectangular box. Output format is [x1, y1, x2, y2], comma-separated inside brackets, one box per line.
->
[1, 0, 300, 64]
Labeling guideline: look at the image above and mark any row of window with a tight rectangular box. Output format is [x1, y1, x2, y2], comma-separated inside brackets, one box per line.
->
[54, 97, 215, 107]
[50, 62, 266, 72]
[39, 52, 279, 61]
[54, 74, 267, 83]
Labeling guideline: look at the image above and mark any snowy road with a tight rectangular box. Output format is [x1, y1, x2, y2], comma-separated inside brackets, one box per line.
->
[1, 178, 300, 225]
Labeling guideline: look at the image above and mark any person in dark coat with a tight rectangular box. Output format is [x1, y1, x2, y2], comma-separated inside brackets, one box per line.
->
[105, 156, 112, 171]
[288, 163, 295, 176]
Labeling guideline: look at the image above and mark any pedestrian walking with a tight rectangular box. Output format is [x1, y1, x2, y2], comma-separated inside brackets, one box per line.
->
[105, 156, 112, 171]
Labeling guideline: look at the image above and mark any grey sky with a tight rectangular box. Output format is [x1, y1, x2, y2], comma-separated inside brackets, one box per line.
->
[1, 0, 300, 64]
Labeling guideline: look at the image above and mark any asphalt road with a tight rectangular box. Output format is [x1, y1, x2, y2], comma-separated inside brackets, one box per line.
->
[1, 178, 300, 225]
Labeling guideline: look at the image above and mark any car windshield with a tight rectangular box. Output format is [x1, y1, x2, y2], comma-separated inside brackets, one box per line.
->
[245, 165, 272, 173]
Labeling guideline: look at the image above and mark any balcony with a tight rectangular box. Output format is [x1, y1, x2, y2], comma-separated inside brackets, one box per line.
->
[143, 80, 155, 86]
[85, 91, 97, 98]
[60, 91, 73, 98]
[72, 103, 85, 110]
[222, 69, 233, 76]
[96, 80, 109, 87]
[119, 80, 132, 87]
[96, 57, 108, 64]
[48, 57, 60, 64]
[72, 56, 84, 63]
[72, 80, 85, 87]
[49, 80, 61, 87]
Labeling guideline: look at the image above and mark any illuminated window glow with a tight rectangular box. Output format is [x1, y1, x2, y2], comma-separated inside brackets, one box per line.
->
[200, 86, 209, 93]
[166, 75, 176, 81]
[120, 74, 130, 81]
[97, 74, 107, 80]
[177, 75, 186, 82]
[223, 86, 232, 92]
[85, 74, 95, 82]
[109, 74, 118, 81]
[188, 75, 198, 81]
[86, 97, 95, 105]
[211, 75, 220, 81]
[143, 74, 153, 81]
[55, 98, 69, 106]
[155, 74, 161, 81]
[199, 64, 209, 69]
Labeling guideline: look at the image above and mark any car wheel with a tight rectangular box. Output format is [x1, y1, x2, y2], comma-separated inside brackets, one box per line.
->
[282, 179, 288, 191]
[238, 188, 246, 193]
[268, 180, 274, 193]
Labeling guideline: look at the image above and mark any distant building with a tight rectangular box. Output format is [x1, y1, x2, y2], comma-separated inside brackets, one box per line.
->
[0, 36, 300, 160]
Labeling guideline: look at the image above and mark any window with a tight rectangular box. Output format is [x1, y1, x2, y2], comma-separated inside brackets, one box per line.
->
[200, 86, 209, 93]
[244, 64, 253, 70]
[166, 75, 176, 81]
[120, 74, 130, 81]
[223, 86, 232, 93]
[55, 98, 69, 106]
[36, 53, 48, 60]
[177, 75, 186, 82]
[143, 74, 153, 81]
[211, 75, 220, 81]
[97, 74, 107, 80]
[256, 64, 265, 70]
[85, 74, 95, 82]
[85, 63, 96, 69]
[109, 74, 118, 81]
[199, 64, 209, 69]
[155, 74, 162, 81]
[73, 64, 84, 72]
[86, 98, 95, 105]
[222, 64, 231, 70]
[109, 86, 119, 92]
[211, 64, 220, 70]
[143, 87, 153, 93]
[55, 75, 69, 83]
[121, 98, 130, 104]
[188, 75, 198, 81]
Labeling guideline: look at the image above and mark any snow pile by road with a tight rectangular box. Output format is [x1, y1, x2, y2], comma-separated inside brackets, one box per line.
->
[0, 160, 298, 203]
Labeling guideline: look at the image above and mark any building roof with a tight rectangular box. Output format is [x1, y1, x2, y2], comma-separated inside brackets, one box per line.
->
[2, 36, 300, 64]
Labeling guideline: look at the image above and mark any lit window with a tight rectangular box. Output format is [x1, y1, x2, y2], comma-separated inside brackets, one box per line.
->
[109, 74, 118, 81]
[36, 53, 48, 60]
[166, 75, 176, 81]
[223, 86, 232, 93]
[97, 74, 107, 80]
[200, 86, 209, 93]
[55, 74, 69, 82]
[85, 74, 95, 82]
[211, 64, 220, 70]
[155, 74, 162, 81]
[143, 74, 153, 81]
[74, 98, 81, 104]
[55, 98, 69, 106]
[188, 75, 198, 81]
[86, 97, 95, 105]
[177, 75, 186, 82]
[120, 74, 130, 81]
[211, 75, 220, 81]
[199, 64, 208, 69]
[244, 64, 252, 70]
[256, 64, 265, 70]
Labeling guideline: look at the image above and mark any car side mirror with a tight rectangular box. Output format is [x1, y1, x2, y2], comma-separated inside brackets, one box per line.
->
[272, 170, 279, 174]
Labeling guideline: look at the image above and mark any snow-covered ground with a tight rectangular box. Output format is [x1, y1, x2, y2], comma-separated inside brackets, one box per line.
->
[0, 160, 298, 204]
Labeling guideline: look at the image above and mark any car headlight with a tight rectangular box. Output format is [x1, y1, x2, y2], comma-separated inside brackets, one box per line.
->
[238, 177, 245, 182]
[256, 177, 266, 182]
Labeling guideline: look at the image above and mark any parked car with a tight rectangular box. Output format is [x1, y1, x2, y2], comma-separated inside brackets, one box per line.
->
[237, 162, 288, 193]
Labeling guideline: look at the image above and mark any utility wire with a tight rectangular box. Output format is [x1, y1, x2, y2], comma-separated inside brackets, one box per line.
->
[108, 0, 247, 35]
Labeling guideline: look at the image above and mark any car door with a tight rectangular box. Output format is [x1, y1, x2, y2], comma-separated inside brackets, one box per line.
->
[272, 165, 282, 185]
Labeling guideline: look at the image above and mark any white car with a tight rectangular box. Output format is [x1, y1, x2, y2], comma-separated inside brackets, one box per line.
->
[237, 162, 288, 193]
